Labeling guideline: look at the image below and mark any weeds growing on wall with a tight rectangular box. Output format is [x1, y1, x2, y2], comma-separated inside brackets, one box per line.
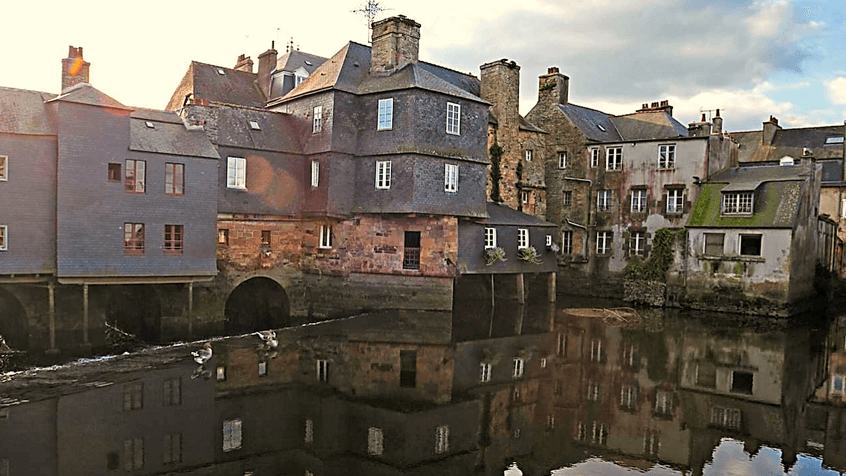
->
[623, 228, 684, 283]
[490, 144, 503, 203]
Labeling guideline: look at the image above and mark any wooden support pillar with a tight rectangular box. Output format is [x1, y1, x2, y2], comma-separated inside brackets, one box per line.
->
[516, 273, 525, 305]
[187, 282, 194, 338]
[48, 282, 57, 353]
[82, 283, 89, 344]
[548, 272, 557, 303]
[488, 275, 495, 338]
[515, 304, 524, 335]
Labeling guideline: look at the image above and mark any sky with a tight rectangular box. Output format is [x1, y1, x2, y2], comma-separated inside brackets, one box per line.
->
[2, 0, 845, 132]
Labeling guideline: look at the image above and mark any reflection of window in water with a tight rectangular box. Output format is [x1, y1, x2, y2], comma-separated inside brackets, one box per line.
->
[731, 371, 754, 394]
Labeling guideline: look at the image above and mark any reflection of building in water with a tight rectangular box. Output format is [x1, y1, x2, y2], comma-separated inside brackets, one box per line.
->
[807, 317, 846, 472]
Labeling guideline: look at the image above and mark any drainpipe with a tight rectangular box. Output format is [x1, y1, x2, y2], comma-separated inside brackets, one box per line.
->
[563, 177, 593, 259]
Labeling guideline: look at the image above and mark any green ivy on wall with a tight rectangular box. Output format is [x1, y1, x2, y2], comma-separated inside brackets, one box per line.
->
[490, 143, 503, 203]
[623, 228, 684, 283]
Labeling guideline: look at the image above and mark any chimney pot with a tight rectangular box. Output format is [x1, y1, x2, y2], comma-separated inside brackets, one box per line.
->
[660, 100, 669, 107]
[642, 103, 649, 109]
[547, 66, 559, 74]
[651, 102, 659, 108]
[716, 108, 721, 117]
[701, 113, 706, 122]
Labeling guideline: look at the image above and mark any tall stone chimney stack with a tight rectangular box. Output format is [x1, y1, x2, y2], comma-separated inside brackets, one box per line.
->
[538, 67, 569, 106]
[257, 43, 278, 100]
[711, 109, 723, 135]
[762, 115, 781, 146]
[480, 59, 520, 130]
[61, 46, 90, 91]
[370, 15, 421, 76]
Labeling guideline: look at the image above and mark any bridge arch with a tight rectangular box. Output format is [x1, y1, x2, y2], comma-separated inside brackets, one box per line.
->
[0, 287, 29, 350]
[224, 276, 290, 333]
[105, 285, 162, 342]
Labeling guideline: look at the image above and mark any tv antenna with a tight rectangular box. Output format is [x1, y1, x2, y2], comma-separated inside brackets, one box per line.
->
[699, 108, 725, 121]
[351, 0, 392, 43]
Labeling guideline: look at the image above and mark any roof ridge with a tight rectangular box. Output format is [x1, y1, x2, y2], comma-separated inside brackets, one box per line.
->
[348, 41, 478, 80]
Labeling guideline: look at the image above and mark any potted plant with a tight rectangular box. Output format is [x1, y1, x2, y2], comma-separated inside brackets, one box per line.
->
[517, 246, 542, 264]
[484, 247, 507, 266]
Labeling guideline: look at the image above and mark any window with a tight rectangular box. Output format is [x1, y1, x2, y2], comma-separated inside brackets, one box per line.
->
[655, 390, 672, 416]
[590, 148, 600, 168]
[557, 333, 567, 356]
[521, 190, 529, 204]
[524, 150, 533, 162]
[403, 231, 421, 270]
[833, 375, 845, 394]
[317, 360, 329, 382]
[704, 233, 724, 255]
[710, 406, 741, 429]
[587, 382, 600, 401]
[216, 366, 226, 381]
[841, 198, 846, 218]
[261, 230, 271, 246]
[517, 228, 529, 249]
[311, 160, 319, 187]
[435, 426, 449, 454]
[319, 225, 332, 249]
[223, 419, 242, 452]
[577, 422, 586, 441]
[312, 105, 322, 133]
[248, 120, 260, 130]
[512, 358, 525, 378]
[658, 144, 675, 169]
[218, 229, 229, 245]
[108, 162, 121, 182]
[739, 234, 762, 256]
[696, 363, 717, 388]
[722, 192, 754, 214]
[597, 190, 611, 211]
[630, 231, 646, 256]
[163, 433, 181, 464]
[666, 189, 684, 214]
[731, 370, 754, 394]
[512, 429, 522, 439]
[480, 362, 492, 382]
[124, 438, 144, 471]
[558, 151, 567, 168]
[378, 98, 393, 130]
[644, 433, 660, 457]
[446, 102, 460, 135]
[295, 74, 306, 86]
[547, 414, 555, 429]
[623, 344, 639, 368]
[631, 189, 647, 213]
[484, 228, 497, 249]
[227, 157, 246, 189]
[563, 190, 572, 207]
[620, 384, 638, 408]
[596, 231, 610, 254]
[541, 358, 547, 368]
[555, 380, 563, 395]
[562, 231, 572, 254]
[258, 361, 267, 376]
[124, 381, 143, 411]
[591, 422, 608, 445]
[0, 225, 6, 251]
[125, 159, 146, 193]
[444, 164, 458, 192]
[367, 427, 384, 456]
[546, 234, 553, 247]
[375, 160, 391, 189]
[164, 225, 183, 253]
[826, 136, 845, 144]
[590, 339, 603, 362]
[305, 419, 314, 444]
[123, 223, 145, 254]
[162, 377, 181, 406]
[513, 387, 521, 401]
[400, 350, 417, 388]
[606, 147, 622, 170]
[165, 163, 184, 195]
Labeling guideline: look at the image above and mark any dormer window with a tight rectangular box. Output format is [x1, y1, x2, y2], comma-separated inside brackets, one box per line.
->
[216, 69, 225, 75]
[826, 136, 844, 145]
[248, 121, 261, 131]
[722, 192, 754, 215]
[145, 121, 155, 129]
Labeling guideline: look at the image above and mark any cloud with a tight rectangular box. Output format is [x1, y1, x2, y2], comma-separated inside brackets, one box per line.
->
[826, 77, 846, 104]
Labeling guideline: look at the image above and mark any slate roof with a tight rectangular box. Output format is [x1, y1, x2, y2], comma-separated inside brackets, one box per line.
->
[181, 61, 267, 108]
[558, 103, 621, 142]
[0, 86, 56, 135]
[484, 202, 557, 227]
[558, 104, 688, 143]
[214, 106, 304, 152]
[276, 50, 328, 75]
[46, 83, 129, 110]
[732, 125, 844, 163]
[129, 110, 219, 159]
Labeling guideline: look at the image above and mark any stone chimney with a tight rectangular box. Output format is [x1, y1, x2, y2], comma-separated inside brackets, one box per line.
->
[234, 54, 254, 73]
[61, 46, 90, 91]
[480, 59, 520, 129]
[711, 109, 723, 135]
[257, 43, 278, 100]
[538, 66, 569, 105]
[370, 15, 421, 76]
[688, 113, 712, 137]
[762, 115, 781, 146]
[636, 99, 673, 117]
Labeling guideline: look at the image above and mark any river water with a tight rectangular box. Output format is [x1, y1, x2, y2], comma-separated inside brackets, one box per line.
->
[1, 297, 843, 476]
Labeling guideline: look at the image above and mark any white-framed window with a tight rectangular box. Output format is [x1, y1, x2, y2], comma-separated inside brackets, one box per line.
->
[0, 225, 7, 251]
[258, 361, 267, 376]
[557, 333, 567, 356]
[606, 147, 622, 170]
[597, 190, 611, 211]
[378, 98, 393, 130]
[480, 362, 492, 382]
[587, 381, 600, 401]
[524, 150, 533, 162]
[311, 160, 319, 187]
[484, 228, 497, 249]
[558, 151, 567, 169]
[444, 164, 458, 192]
[375, 160, 391, 189]
[319, 225, 332, 249]
[591, 422, 608, 445]
[305, 419, 314, 444]
[541, 357, 547, 368]
[124, 438, 144, 471]
[227, 157, 247, 189]
[124, 381, 143, 411]
[546, 234, 553, 247]
[590, 148, 600, 168]
[666, 189, 684, 214]
[367, 427, 384, 456]
[563, 190, 572, 207]
[512, 358, 525, 378]
[317, 359, 329, 382]
[562, 231, 572, 254]
[216, 366, 226, 381]
[644, 432, 660, 457]
[722, 192, 754, 214]
[162, 377, 181, 406]
[518, 228, 529, 249]
[577, 422, 587, 441]
[222, 419, 242, 452]
[710, 406, 741, 429]
[435, 425, 449, 454]
[547, 414, 555, 429]
[0, 155, 7, 180]
[446, 102, 461, 135]
[655, 390, 672, 415]
[631, 231, 646, 256]
[621, 384, 637, 408]
[596, 231, 610, 254]
[658, 144, 675, 169]
[631, 189, 647, 213]
[590, 339, 603, 362]
[312, 106, 323, 133]
[521, 190, 529, 204]
[125, 159, 146, 193]
[295, 73, 307, 86]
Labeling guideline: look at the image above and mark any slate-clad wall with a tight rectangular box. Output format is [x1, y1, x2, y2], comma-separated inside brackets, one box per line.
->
[55, 102, 218, 278]
[217, 146, 303, 216]
[0, 133, 56, 274]
[457, 221, 557, 274]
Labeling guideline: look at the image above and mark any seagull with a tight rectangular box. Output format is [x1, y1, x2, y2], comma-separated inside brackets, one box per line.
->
[255, 330, 278, 349]
[191, 342, 213, 366]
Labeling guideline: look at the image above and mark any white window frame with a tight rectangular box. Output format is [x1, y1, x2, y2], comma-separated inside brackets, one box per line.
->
[590, 148, 600, 168]
[312, 105, 323, 134]
[631, 231, 646, 256]
[319, 225, 332, 249]
[587, 381, 600, 401]
[311, 160, 319, 187]
[258, 361, 267, 376]
[621, 384, 637, 408]
[631, 189, 647, 213]
[841, 198, 846, 218]
[666, 189, 684, 214]
[446, 102, 461, 135]
[722, 191, 754, 215]
[524, 150, 533, 162]
[444, 164, 458, 192]
[546, 234, 553, 247]
[222, 419, 242, 452]
[518, 228, 529, 249]
[606, 146, 622, 171]
[0, 225, 6, 251]
[227, 157, 246, 190]
[435, 425, 449, 454]
[512, 358, 525, 378]
[216, 366, 226, 381]
[563, 190, 572, 207]
[378, 98, 393, 130]
[125, 159, 146, 193]
[597, 190, 611, 211]
[367, 427, 384, 456]
[590, 339, 603, 362]
[0, 155, 7, 181]
[596, 231, 610, 254]
[295, 73, 307, 86]
[658, 144, 676, 169]
[655, 390, 672, 415]
[484, 228, 497, 249]
[644, 433, 660, 456]
[317, 359, 329, 382]
[521, 190, 529, 204]
[591, 421, 608, 445]
[558, 151, 567, 169]
[375, 160, 391, 189]
[480, 362, 492, 382]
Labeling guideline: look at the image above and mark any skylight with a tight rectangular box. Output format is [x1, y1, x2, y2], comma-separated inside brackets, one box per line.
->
[249, 121, 261, 131]
[825, 136, 844, 145]
[597, 124, 606, 132]
[217, 68, 226, 75]
[145, 121, 155, 129]
[304, 61, 313, 66]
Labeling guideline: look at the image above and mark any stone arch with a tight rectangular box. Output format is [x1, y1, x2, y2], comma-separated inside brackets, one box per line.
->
[224, 276, 290, 333]
[105, 285, 162, 342]
[0, 286, 29, 350]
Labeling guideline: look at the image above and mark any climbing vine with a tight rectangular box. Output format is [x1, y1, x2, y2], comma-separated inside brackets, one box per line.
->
[623, 228, 684, 283]
[489, 143, 503, 203]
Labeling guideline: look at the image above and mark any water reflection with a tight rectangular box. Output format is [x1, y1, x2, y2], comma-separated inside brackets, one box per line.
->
[1, 302, 844, 475]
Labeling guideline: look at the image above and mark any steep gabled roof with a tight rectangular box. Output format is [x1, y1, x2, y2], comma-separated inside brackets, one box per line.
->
[129, 109, 219, 159]
[276, 50, 328, 75]
[731, 125, 844, 163]
[611, 110, 688, 141]
[558, 103, 621, 142]
[170, 61, 267, 109]
[214, 107, 305, 152]
[47, 83, 129, 110]
[0, 86, 56, 135]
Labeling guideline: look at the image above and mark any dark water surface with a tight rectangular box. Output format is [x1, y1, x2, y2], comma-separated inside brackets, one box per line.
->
[1, 298, 844, 475]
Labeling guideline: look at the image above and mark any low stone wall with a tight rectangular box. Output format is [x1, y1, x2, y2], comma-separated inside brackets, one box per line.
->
[623, 279, 666, 307]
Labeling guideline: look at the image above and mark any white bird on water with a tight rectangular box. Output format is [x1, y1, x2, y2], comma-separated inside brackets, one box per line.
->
[191, 342, 213, 366]
[255, 330, 278, 349]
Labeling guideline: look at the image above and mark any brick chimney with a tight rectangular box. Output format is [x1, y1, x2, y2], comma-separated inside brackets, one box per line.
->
[480, 59, 520, 129]
[370, 15, 420, 76]
[538, 67, 569, 106]
[61, 46, 90, 91]
[636, 99, 673, 117]
[257, 43, 278, 100]
[234, 54, 254, 73]
[688, 113, 712, 137]
[762, 115, 781, 146]
[711, 109, 723, 135]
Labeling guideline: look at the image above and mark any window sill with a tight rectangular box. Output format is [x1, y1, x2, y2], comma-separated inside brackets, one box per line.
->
[697, 254, 765, 263]
[165, 193, 185, 197]
[227, 186, 248, 191]
[377, 128, 393, 132]
[164, 250, 183, 255]
[657, 167, 675, 171]
[124, 250, 145, 255]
